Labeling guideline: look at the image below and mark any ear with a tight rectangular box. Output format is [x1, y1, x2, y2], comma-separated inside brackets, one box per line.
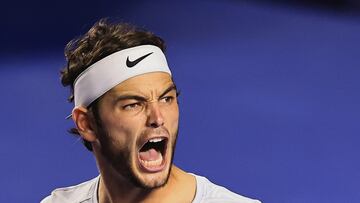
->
[72, 106, 97, 142]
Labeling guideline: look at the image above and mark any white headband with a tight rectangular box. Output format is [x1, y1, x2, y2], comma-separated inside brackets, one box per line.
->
[73, 45, 171, 108]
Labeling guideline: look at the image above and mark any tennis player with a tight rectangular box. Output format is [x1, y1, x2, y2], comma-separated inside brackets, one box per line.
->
[41, 19, 261, 203]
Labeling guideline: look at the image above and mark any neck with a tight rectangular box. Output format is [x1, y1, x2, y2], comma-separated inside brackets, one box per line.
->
[97, 164, 196, 203]
[98, 168, 147, 203]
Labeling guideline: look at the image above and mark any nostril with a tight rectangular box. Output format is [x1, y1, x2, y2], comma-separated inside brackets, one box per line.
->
[150, 123, 160, 128]
[149, 118, 164, 128]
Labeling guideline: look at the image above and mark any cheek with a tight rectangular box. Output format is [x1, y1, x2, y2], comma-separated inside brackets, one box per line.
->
[101, 117, 137, 147]
[97, 102, 142, 151]
[166, 106, 179, 131]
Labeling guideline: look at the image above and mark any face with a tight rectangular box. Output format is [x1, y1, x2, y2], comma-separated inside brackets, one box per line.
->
[92, 72, 179, 189]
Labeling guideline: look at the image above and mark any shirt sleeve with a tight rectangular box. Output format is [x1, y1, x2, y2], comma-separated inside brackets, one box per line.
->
[40, 195, 52, 203]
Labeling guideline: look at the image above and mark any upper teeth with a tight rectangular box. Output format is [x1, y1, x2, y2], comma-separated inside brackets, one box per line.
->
[149, 138, 163, 143]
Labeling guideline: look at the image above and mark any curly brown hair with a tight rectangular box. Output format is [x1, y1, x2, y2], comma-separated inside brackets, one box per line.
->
[60, 19, 166, 151]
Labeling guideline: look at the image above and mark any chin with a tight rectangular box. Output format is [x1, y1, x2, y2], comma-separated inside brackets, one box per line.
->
[140, 175, 168, 189]
[133, 158, 173, 189]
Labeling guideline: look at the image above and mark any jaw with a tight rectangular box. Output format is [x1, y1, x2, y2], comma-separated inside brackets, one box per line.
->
[93, 124, 179, 190]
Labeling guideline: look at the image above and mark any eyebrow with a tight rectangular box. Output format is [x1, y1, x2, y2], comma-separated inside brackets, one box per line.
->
[159, 84, 177, 98]
[113, 84, 178, 104]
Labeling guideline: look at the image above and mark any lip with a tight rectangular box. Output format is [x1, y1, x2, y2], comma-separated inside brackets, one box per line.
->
[137, 135, 169, 173]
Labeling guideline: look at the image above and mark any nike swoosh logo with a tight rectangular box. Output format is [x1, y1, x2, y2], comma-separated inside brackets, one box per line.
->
[126, 52, 153, 68]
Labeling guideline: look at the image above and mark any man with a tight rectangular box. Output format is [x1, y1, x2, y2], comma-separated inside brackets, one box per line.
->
[42, 19, 261, 203]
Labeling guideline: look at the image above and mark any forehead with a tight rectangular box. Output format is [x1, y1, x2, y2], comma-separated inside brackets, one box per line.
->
[108, 72, 174, 95]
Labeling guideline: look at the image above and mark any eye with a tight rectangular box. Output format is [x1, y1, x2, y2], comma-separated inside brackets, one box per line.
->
[123, 102, 142, 110]
[160, 96, 174, 103]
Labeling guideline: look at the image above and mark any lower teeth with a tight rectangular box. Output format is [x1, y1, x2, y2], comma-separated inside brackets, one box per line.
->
[140, 153, 163, 168]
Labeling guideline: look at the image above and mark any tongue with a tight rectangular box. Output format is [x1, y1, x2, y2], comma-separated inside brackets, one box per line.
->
[139, 148, 161, 161]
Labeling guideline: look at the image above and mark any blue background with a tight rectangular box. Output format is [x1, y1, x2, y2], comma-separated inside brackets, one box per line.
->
[1, 0, 359, 202]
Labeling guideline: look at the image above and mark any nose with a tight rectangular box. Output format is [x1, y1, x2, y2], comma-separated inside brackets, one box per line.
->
[146, 102, 164, 128]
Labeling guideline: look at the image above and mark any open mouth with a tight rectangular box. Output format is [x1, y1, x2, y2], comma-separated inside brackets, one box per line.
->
[138, 137, 168, 172]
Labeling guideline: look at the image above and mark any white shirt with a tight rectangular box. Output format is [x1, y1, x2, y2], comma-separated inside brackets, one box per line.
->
[41, 174, 261, 203]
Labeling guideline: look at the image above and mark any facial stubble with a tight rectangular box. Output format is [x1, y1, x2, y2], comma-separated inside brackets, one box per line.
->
[95, 118, 178, 189]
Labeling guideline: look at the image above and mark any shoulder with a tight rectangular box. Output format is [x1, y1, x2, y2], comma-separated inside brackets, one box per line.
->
[192, 174, 261, 203]
[40, 176, 99, 203]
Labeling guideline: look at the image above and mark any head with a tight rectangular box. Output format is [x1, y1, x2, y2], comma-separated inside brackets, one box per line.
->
[61, 19, 180, 189]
